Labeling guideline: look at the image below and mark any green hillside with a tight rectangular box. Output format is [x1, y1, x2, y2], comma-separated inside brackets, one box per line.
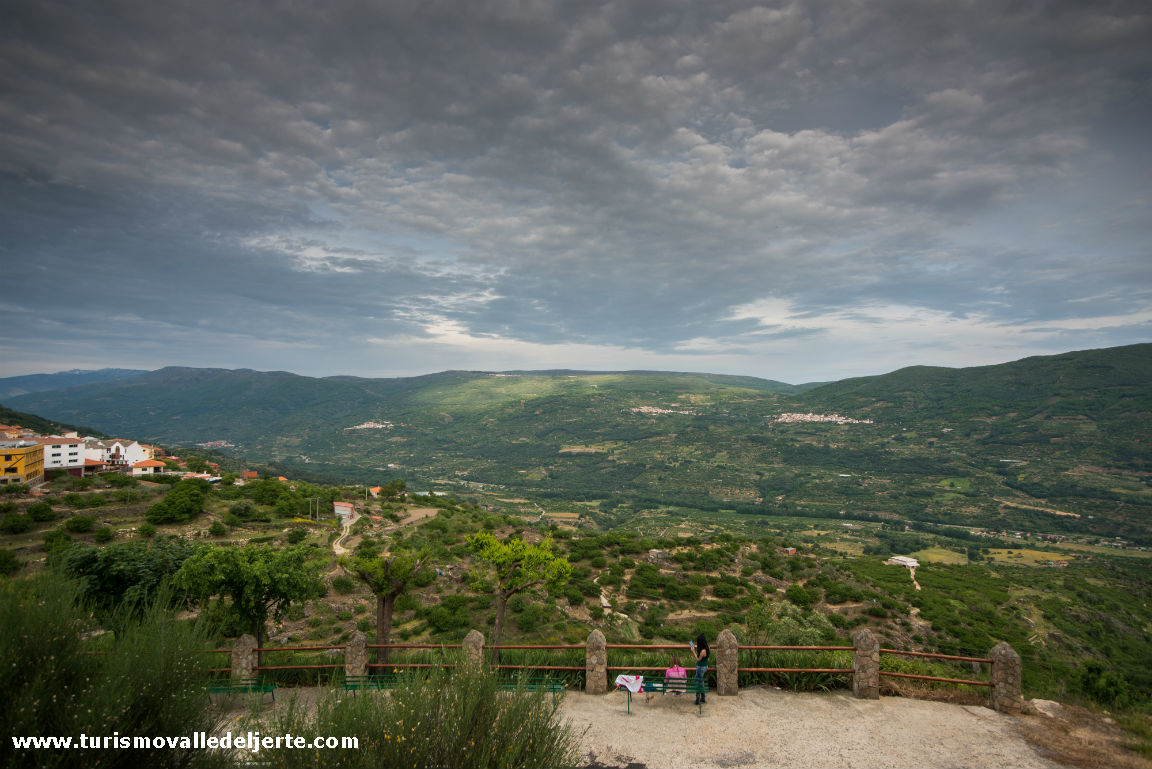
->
[8, 345, 1152, 542]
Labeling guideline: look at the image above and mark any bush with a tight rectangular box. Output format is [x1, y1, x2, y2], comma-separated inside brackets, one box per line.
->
[0, 573, 228, 768]
[208, 521, 227, 537]
[331, 576, 356, 594]
[138, 522, 157, 539]
[25, 501, 55, 522]
[249, 662, 580, 768]
[64, 515, 96, 533]
[286, 528, 307, 544]
[145, 479, 207, 524]
[99, 472, 138, 488]
[785, 583, 815, 608]
[42, 529, 71, 554]
[0, 514, 32, 535]
[93, 526, 114, 543]
[0, 549, 19, 576]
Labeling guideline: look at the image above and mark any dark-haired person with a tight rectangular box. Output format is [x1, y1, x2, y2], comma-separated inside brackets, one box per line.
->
[688, 633, 710, 705]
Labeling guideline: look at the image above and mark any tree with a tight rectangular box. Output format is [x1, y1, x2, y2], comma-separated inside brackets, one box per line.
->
[344, 547, 429, 664]
[174, 544, 324, 666]
[145, 478, 208, 524]
[63, 536, 196, 615]
[466, 532, 571, 659]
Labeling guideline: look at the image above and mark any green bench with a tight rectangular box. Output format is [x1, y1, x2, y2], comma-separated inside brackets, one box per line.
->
[498, 676, 566, 704]
[342, 674, 403, 693]
[620, 675, 706, 716]
[206, 677, 275, 703]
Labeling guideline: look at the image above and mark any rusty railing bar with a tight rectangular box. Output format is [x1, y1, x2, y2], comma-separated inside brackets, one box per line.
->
[880, 649, 991, 664]
[880, 671, 992, 687]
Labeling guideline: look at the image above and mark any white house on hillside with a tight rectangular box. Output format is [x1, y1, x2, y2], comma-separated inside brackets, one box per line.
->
[84, 439, 148, 469]
[33, 436, 86, 474]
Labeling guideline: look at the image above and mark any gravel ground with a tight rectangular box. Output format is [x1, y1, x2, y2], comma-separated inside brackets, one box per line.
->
[562, 687, 1065, 769]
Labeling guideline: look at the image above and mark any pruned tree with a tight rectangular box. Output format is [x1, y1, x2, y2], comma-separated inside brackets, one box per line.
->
[343, 547, 429, 664]
[174, 543, 324, 667]
[466, 532, 572, 660]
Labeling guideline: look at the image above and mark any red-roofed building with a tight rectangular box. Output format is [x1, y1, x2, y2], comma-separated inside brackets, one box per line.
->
[131, 459, 167, 477]
[333, 501, 354, 518]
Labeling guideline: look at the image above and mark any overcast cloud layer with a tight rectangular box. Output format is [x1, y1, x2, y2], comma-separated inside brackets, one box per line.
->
[2, 0, 1149, 383]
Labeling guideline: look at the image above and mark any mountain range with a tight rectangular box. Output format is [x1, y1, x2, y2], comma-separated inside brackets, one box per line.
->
[4, 344, 1150, 541]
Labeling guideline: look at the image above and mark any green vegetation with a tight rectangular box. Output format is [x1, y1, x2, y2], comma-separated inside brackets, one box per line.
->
[249, 663, 580, 769]
[174, 544, 326, 660]
[345, 547, 429, 664]
[0, 572, 225, 769]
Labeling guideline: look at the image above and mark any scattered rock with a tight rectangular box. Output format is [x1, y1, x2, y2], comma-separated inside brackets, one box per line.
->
[1027, 698, 1067, 719]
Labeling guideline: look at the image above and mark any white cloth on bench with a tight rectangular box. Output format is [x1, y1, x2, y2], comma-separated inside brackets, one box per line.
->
[615, 674, 643, 693]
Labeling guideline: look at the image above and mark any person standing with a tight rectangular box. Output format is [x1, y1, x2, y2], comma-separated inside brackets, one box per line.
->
[689, 633, 710, 705]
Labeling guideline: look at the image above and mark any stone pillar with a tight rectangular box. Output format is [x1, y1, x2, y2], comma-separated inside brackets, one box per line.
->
[345, 630, 367, 677]
[232, 634, 258, 679]
[716, 629, 739, 696]
[586, 629, 608, 694]
[852, 628, 880, 699]
[989, 642, 1023, 714]
[462, 629, 485, 667]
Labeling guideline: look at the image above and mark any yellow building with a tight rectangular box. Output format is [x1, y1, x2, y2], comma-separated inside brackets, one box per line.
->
[0, 441, 45, 487]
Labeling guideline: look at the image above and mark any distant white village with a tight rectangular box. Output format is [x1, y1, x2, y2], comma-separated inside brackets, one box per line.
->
[773, 412, 874, 425]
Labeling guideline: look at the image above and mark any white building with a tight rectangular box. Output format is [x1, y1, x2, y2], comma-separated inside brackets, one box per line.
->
[886, 555, 920, 568]
[84, 439, 148, 469]
[33, 436, 86, 473]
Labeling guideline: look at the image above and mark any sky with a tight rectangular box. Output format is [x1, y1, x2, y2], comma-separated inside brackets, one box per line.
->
[1, 0, 1150, 385]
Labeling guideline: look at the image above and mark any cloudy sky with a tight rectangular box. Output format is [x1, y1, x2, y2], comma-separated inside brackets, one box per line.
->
[1, 0, 1149, 384]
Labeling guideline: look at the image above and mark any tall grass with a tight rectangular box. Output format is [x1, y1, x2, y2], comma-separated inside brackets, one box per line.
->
[0, 572, 227, 769]
[248, 663, 582, 769]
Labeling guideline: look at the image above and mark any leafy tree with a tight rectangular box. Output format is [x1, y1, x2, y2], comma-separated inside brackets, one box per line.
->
[185, 456, 209, 473]
[174, 544, 324, 665]
[145, 478, 208, 524]
[344, 547, 429, 664]
[25, 500, 55, 522]
[466, 532, 571, 659]
[63, 537, 197, 614]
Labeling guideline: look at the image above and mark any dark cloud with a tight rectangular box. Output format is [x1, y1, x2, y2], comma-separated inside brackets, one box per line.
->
[1, 0, 1149, 380]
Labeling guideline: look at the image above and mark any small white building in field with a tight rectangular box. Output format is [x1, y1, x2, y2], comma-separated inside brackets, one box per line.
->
[886, 555, 920, 568]
[333, 501, 354, 518]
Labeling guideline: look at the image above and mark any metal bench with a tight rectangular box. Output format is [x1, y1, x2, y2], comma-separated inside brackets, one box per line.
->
[498, 676, 566, 704]
[342, 674, 403, 693]
[206, 677, 275, 703]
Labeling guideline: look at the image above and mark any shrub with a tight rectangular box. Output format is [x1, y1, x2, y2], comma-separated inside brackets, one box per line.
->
[64, 515, 96, 533]
[138, 522, 157, 539]
[785, 583, 815, 608]
[42, 529, 71, 554]
[286, 528, 307, 544]
[249, 663, 580, 769]
[25, 501, 55, 522]
[0, 574, 227, 768]
[93, 526, 114, 543]
[0, 549, 19, 576]
[208, 521, 227, 537]
[0, 514, 31, 535]
[99, 472, 138, 488]
[145, 479, 207, 524]
[331, 576, 356, 594]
